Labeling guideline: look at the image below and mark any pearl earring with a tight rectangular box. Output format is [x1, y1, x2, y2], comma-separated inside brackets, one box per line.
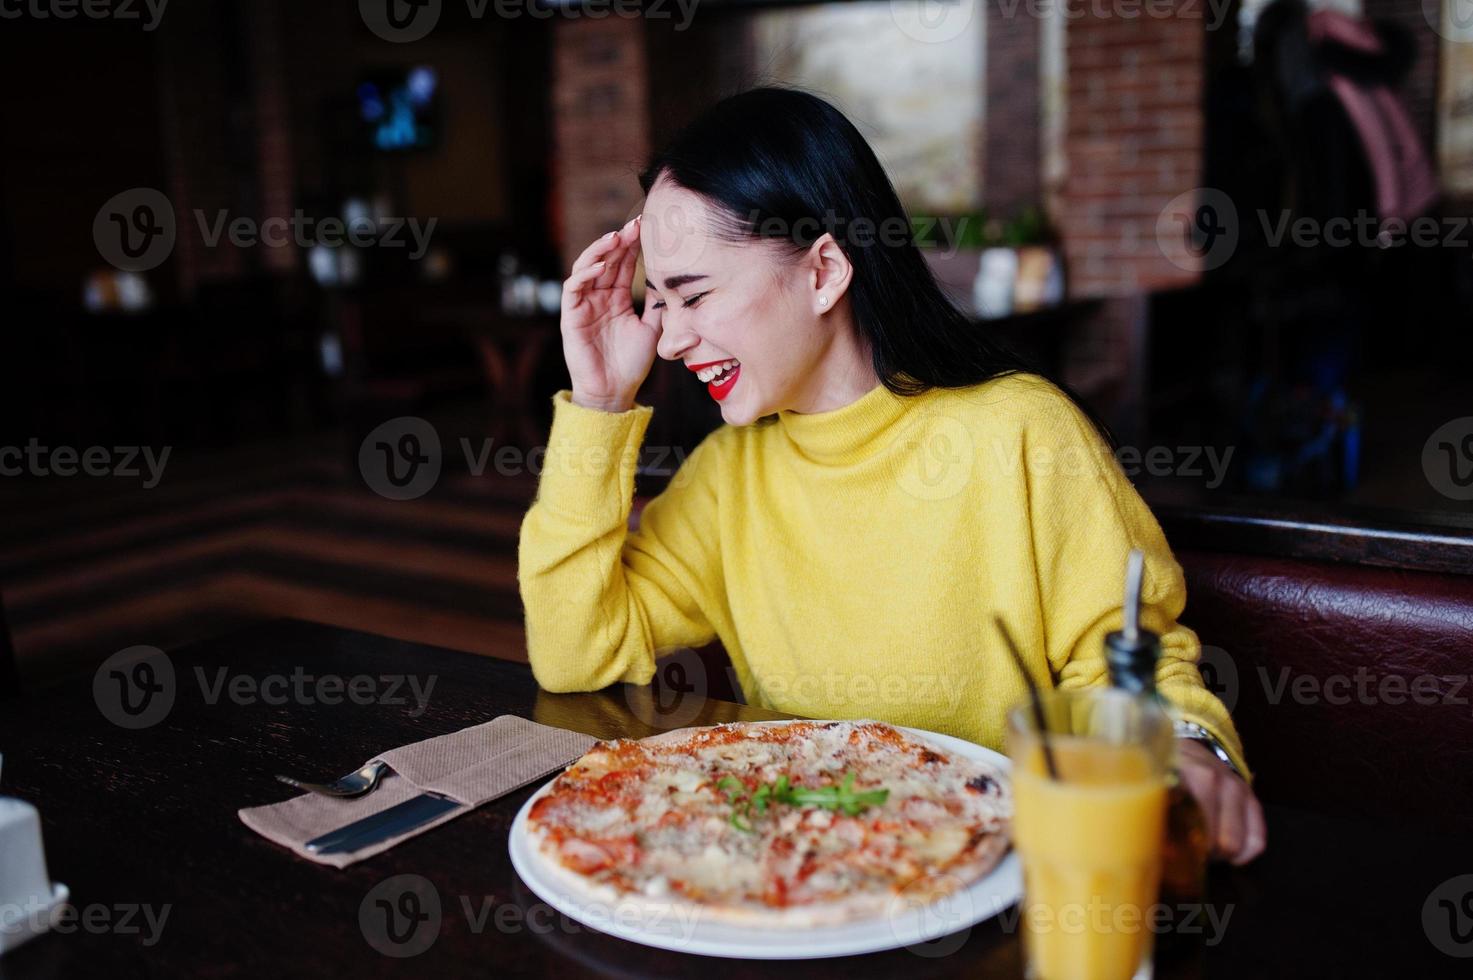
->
[818, 296, 828, 307]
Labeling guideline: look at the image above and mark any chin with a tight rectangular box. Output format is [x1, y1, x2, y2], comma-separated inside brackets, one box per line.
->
[718, 395, 763, 427]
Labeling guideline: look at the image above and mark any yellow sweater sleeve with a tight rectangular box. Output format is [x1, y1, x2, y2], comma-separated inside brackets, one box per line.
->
[1022, 389, 1252, 779]
[517, 390, 721, 693]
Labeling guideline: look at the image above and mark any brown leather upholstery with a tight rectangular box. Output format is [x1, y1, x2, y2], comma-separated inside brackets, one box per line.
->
[1177, 550, 1473, 834]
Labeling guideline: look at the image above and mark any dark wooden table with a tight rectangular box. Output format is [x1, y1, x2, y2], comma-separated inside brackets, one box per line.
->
[1, 621, 1469, 978]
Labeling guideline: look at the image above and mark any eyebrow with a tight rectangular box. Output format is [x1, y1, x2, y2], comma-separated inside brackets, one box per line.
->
[659, 273, 707, 291]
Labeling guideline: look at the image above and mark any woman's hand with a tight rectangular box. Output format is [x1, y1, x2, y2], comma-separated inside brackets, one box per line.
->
[560, 215, 662, 413]
[1176, 739, 1267, 865]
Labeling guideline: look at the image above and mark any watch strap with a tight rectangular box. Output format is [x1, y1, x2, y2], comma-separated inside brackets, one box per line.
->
[1173, 719, 1243, 779]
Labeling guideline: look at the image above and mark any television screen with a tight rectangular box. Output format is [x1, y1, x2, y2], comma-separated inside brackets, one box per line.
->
[357, 66, 440, 152]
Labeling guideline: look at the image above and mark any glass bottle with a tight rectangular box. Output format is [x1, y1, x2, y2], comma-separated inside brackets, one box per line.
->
[1104, 551, 1211, 911]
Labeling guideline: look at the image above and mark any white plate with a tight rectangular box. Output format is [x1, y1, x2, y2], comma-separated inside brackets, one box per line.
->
[507, 721, 1021, 959]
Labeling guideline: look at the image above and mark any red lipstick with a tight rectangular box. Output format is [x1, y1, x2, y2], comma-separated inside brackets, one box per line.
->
[707, 364, 740, 400]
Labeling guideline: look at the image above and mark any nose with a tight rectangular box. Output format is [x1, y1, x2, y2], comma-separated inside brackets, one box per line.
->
[655, 310, 699, 362]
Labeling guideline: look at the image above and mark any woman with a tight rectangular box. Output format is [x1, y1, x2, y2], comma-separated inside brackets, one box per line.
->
[518, 88, 1265, 864]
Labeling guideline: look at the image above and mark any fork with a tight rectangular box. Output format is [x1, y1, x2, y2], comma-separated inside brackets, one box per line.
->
[275, 760, 389, 798]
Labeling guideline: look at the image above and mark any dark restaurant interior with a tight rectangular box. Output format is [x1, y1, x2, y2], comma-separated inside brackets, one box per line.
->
[1, 0, 1472, 975]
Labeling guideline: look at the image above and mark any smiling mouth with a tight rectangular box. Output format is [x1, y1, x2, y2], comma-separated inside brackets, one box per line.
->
[698, 360, 740, 400]
[693, 359, 739, 383]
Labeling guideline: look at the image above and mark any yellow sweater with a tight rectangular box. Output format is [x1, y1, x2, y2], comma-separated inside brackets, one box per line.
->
[517, 373, 1248, 776]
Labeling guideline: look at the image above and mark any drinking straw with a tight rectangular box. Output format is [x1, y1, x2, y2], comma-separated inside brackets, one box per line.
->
[1123, 548, 1144, 644]
[994, 616, 1060, 780]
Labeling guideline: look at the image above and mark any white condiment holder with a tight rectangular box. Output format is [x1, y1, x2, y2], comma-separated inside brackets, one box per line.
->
[0, 755, 69, 955]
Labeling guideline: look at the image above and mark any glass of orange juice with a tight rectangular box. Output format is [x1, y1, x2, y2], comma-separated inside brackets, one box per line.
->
[1007, 688, 1175, 980]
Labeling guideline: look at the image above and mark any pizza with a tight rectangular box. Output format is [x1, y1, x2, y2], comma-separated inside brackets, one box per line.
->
[523, 719, 1012, 927]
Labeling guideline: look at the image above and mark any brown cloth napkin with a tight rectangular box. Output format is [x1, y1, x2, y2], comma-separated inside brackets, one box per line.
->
[239, 715, 599, 868]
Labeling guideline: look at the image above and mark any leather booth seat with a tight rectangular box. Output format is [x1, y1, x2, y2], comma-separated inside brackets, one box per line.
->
[1177, 550, 1473, 834]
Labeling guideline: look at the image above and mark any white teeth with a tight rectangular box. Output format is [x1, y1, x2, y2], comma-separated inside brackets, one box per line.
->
[697, 360, 739, 383]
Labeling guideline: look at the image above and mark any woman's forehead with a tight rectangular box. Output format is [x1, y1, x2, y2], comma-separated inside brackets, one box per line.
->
[641, 183, 730, 285]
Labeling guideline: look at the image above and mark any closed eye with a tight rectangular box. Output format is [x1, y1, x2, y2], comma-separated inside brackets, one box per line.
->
[651, 291, 710, 311]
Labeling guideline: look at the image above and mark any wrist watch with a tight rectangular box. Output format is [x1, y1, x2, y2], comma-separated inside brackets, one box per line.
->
[1173, 720, 1243, 779]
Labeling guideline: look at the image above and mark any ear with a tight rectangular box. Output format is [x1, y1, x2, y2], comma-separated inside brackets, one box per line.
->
[804, 233, 853, 315]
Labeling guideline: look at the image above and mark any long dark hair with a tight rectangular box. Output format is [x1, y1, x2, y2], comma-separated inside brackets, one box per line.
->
[639, 86, 1113, 446]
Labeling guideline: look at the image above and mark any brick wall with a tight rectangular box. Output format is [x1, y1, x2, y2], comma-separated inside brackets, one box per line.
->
[984, 0, 1042, 217]
[1058, 5, 1206, 297]
[552, 20, 652, 271]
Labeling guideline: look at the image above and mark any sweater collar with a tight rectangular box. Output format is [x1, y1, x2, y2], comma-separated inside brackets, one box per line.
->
[775, 381, 910, 463]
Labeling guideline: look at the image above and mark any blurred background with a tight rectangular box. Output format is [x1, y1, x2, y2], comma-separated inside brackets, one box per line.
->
[1, 0, 1469, 692]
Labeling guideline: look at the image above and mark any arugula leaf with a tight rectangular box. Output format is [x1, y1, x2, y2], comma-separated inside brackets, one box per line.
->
[717, 770, 889, 833]
[777, 771, 890, 814]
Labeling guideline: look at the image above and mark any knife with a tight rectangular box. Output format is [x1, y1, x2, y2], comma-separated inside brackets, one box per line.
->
[305, 792, 464, 855]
